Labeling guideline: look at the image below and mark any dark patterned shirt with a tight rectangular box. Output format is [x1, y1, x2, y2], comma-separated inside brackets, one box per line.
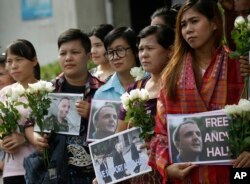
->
[52, 73, 103, 173]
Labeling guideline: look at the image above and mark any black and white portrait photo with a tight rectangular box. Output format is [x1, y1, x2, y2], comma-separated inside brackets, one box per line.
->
[89, 127, 152, 184]
[34, 93, 83, 135]
[87, 99, 121, 141]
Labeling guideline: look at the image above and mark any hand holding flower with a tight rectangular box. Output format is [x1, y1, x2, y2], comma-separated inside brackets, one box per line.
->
[239, 56, 250, 77]
[121, 88, 154, 140]
[22, 80, 54, 164]
[230, 15, 250, 59]
[233, 151, 250, 168]
[2, 132, 26, 153]
[229, 15, 250, 98]
[33, 133, 49, 152]
[24, 127, 49, 152]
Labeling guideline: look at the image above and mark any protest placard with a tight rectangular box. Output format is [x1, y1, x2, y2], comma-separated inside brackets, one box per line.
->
[34, 93, 83, 135]
[89, 127, 152, 184]
[167, 110, 233, 164]
[87, 99, 121, 142]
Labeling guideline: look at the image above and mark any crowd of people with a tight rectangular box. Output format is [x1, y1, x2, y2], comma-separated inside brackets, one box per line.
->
[0, 0, 249, 184]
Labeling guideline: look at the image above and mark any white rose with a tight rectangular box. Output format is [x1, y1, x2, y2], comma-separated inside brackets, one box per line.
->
[45, 82, 54, 92]
[234, 16, 246, 28]
[26, 88, 32, 94]
[129, 89, 140, 101]
[28, 83, 39, 93]
[224, 104, 241, 115]
[39, 80, 47, 89]
[120, 92, 130, 110]
[5, 84, 25, 101]
[10, 92, 19, 102]
[140, 89, 149, 101]
[130, 67, 145, 81]
[130, 67, 140, 77]
[238, 99, 250, 112]
[5, 87, 13, 97]
[247, 15, 250, 23]
[14, 83, 25, 96]
[35, 80, 54, 92]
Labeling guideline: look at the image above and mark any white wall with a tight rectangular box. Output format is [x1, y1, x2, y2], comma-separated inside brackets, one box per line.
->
[0, 0, 79, 65]
[0, 0, 130, 65]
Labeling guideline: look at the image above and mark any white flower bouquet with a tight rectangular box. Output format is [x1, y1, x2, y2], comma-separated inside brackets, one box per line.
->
[24, 80, 55, 133]
[130, 67, 146, 81]
[230, 15, 250, 99]
[23, 80, 55, 163]
[0, 83, 25, 138]
[121, 89, 154, 139]
[224, 99, 250, 157]
[0, 83, 26, 160]
[230, 15, 250, 59]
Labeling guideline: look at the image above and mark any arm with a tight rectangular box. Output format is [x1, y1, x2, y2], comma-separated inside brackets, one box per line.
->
[1, 132, 26, 154]
[148, 90, 196, 182]
[239, 56, 250, 77]
[24, 126, 49, 151]
[117, 97, 131, 132]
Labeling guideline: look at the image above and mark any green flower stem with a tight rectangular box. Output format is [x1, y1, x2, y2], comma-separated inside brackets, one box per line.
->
[241, 77, 249, 99]
[43, 148, 49, 166]
[125, 100, 155, 140]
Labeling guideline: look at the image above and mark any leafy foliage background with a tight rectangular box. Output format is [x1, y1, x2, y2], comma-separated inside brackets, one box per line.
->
[40, 60, 96, 81]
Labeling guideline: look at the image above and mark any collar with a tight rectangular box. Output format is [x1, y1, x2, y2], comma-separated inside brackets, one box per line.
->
[100, 73, 125, 94]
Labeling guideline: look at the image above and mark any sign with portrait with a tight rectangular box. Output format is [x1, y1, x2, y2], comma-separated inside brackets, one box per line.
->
[167, 110, 234, 164]
[34, 93, 83, 135]
[87, 99, 121, 142]
[89, 127, 152, 184]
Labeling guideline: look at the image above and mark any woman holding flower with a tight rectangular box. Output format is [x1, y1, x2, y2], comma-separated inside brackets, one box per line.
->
[149, 0, 247, 183]
[0, 39, 40, 184]
[118, 25, 175, 184]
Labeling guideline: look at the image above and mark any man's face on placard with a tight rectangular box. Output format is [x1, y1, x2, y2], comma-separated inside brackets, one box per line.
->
[58, 98, 70, 120]
[176, 123, 202, 155]
[96, 106, 118, 133]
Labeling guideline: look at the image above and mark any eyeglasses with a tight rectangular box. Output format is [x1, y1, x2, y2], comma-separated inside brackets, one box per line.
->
[104, 47, 131, 61]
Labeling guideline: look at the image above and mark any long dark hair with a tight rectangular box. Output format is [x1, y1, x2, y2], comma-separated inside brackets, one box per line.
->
[5, 39, 40, 80]
[162, 0, 223, 99]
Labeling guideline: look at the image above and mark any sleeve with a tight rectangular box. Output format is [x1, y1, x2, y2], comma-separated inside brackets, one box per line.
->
[148, 89, 170, 183]
[23, 119, 35, 128]
[118, 103, 126, 120]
